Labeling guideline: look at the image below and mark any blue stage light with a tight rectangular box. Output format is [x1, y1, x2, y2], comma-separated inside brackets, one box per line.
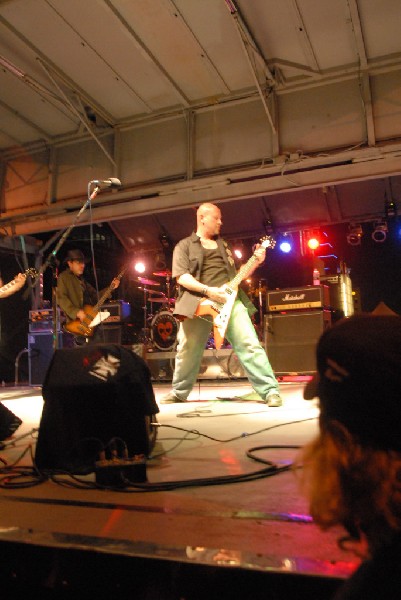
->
[278, 233, 293, 253]
[279, 240, 292, 253]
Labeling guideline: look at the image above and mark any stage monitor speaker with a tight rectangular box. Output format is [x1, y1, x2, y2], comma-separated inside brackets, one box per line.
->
[264, 310, 331, 374]
[34, 344, 159, 474]
[28, 332, 67, 386]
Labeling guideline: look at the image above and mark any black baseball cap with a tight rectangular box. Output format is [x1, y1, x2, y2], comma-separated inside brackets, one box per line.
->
[304, 314, 401, 451]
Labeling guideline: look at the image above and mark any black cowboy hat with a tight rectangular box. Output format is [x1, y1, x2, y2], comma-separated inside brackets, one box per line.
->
[63, 249, 90, 264]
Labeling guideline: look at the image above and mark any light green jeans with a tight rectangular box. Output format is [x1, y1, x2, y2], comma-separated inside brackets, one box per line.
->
[172, 299, 279, 400]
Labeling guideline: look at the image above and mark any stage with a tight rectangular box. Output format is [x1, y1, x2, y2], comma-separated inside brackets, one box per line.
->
[0, 378, 359, 599]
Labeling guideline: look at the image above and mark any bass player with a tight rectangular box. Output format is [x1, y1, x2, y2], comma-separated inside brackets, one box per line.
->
[160, 202, 282, 406]
[57, 249, 120, 346]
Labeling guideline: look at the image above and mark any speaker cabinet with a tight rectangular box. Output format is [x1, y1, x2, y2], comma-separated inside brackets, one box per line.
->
[34, 344, 159, 474]
[96, 324, 123, 345]
[28, 332, 68, 386]
[264, 310, 331, 374]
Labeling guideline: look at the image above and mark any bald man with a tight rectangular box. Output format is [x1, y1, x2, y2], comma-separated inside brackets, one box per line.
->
[160, 203, 282, 406]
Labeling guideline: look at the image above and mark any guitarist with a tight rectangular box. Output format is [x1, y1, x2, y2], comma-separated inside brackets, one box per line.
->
[160, 202, 282, 407]
[57, 249, 120, 345]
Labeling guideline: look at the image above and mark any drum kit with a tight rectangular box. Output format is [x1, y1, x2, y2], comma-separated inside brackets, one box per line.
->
[135, 270, 179, 351]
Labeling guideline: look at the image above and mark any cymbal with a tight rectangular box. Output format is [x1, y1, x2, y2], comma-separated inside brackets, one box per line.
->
[149, 297, 175, 304]
[137, 277, 160, 286]
[153, 270, 172, 277]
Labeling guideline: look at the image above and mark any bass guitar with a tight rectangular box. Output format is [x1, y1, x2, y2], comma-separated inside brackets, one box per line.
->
[195, 236, 276, 349]
[0, 268, 38, 298]
[63, 266, 127, 337]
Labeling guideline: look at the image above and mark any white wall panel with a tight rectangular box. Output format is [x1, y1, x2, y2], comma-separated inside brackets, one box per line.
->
[371, 71, 401, 141]
[195, 100, 273, 171]
[54, 137, 116, 201]
[120, 117, 187, 183]
[279, 80, 364, 153]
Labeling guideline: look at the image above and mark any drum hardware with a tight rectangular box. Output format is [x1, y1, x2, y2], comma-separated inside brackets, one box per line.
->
[152, 269, 174, 312]
[149, 297, 175, 304]
[138, 283, 155, 346]
[152, 270, 172, 277]
[136, 276, 160, 286]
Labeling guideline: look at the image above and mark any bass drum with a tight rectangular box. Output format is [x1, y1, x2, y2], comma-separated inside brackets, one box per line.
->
[151, 310, 179, 351]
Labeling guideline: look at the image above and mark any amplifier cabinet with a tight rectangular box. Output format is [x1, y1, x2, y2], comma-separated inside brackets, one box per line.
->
[267, 285, 330, 312]
[101, 301, 131, 323]
[29, 308, 64, 332]
[28, 332, 68, 386]
[264, 310, 331, 374]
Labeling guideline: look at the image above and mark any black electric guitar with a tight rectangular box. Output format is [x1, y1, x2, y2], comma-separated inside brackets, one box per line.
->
[0, 268, 38, 298]
[195, 236, 276, 349]
[63, 266, 127, 338]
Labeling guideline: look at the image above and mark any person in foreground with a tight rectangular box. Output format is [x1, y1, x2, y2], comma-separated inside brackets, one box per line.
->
[57, 249, 120, 345]
[0, 271, 25, 442]
[160, 202, 282, 406]
[300, 313, 401, 600]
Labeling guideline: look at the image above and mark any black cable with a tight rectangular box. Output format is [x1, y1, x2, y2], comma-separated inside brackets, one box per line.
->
[0, 417, 316, 491]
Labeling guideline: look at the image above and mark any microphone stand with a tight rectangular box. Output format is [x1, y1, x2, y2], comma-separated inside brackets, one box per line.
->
[34, 183, 100, 350]
[258, 278, 266, 342]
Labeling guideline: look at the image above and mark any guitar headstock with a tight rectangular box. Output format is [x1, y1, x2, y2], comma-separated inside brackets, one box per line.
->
[26, 268, 39, 279]
[259, 236, 276, 250]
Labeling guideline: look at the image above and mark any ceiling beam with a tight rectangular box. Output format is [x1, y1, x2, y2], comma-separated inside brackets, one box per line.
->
[2, 143, 401, 236]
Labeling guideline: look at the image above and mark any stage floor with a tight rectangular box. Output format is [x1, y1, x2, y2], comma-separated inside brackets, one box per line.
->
[0, 379, 360, 598]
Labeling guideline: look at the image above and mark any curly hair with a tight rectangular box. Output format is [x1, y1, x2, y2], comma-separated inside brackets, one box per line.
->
[298, 419, 401, 554]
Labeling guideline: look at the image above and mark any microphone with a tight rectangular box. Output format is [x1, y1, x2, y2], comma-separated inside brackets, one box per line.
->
[90, 178, 122, 188]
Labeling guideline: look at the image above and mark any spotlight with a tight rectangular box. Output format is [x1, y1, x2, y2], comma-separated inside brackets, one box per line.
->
[307, 236, 320, 251]
[385, 200, 397, 219]
[133, 257, 146, 273]
[232, 240, 244, 260]
[278, 233, 293, 254]
[346, 224, 363, 246]
[301, 229, 321, 255]
[371, 220, 388, 243]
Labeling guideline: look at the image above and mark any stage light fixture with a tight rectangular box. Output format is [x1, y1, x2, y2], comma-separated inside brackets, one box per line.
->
[278, 233, 293, 253]
[346, 223, 363, 246]
[307, 236, 320, 251]
[133, 257, 146, 273]
[371, 220, 388, 243]
[301, 229, 321, 255]
[385, 200, 397, 219]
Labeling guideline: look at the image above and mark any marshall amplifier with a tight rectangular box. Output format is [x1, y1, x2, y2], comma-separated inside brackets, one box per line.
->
[267, 285, 330, 312]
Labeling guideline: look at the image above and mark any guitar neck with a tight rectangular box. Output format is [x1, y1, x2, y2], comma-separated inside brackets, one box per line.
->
[92, 266, 127, 312]
[0, 279, 18, 294]
[229, 254, 259, 288]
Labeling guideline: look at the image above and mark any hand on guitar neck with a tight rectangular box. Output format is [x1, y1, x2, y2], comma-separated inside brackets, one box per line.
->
[0, 268, 38, 299]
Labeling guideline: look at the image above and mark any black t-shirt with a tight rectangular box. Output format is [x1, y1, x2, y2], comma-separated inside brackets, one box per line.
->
[200, 248, 229, 287]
